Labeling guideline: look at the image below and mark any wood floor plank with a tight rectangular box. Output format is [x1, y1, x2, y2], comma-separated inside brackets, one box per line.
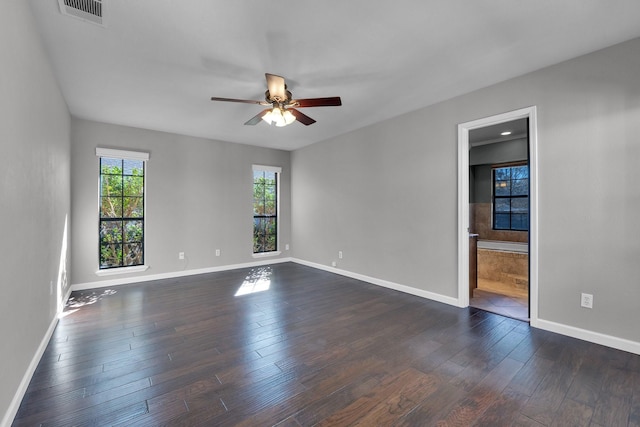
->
[434, 357, 524, 426]
[11, 262, 640, 426]
[315, 368, 434, 426]
[549, 398, 594, 427]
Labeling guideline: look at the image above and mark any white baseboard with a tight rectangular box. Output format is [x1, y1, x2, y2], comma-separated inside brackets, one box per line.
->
[70, 257, 294, 291]
[535, 318, 640, 355]
[290, 258, 460, 307]
[2, 313, 59, 427]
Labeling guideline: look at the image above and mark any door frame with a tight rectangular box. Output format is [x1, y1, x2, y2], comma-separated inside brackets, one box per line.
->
[457, 106, 539, 326]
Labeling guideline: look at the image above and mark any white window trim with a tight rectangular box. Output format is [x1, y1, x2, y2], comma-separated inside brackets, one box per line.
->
[96, 147, 150, 161]
[252, 165, 281, 257]
[95, 265, 149, 276]
[252, 251, 282, 259]
[96, 147, 150, 275]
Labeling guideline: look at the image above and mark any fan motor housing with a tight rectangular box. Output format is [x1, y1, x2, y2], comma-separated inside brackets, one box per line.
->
[265, 90, 292, 104]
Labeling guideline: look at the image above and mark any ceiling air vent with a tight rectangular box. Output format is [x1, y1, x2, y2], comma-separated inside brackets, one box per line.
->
[58, 0, 104, 26]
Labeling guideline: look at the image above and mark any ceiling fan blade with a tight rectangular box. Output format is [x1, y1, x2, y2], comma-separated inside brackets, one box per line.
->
[294, 97, 342, 108]
[289, 108, 316, 126]
[211, 97, 268, 105]
[244, 109, 271, 126]
[265, 73, 287, 101]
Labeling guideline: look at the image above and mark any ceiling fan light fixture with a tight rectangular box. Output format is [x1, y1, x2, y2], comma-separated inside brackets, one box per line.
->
[262, 106, 296, 127]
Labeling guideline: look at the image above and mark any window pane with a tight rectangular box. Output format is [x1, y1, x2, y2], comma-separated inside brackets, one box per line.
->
[512, 166, 528, 179]
[124, 243, 143, 265]
[494, 168, 510, 180]
[100, 244, 123, 268]
[265, 235, 277, 252]
[254, 181, 265, 199]
[100, 197, 122, 218]
[253, 170, 265, 181]
[267, 218, 277, 235]
[264, 200, 276, 216]
[254, 200, 264, 215]
[494, 198, 510, 213]
[101, 175, 122, 196]
[123, 176, 144, 197]
[494, 181, 510, 196]
[265, 185, 276, 200]
[101, 158, 122, 174]
[494, 213, 510, 230]
[264, 171, 276, 185]
[511, 198, 528, 213]
[512, 178, 528, 196]
[123, 159, 144, 175]
[124, 220, 143, 242]
[100, 220, 123, 244]
[511, 213, 528, 230]
[123, 197, 143, 218]
[253, 219, 264, 253]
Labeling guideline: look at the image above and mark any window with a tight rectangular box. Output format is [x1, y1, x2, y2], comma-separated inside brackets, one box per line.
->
[97, 148, 148, 269]
[493, 163, 529, 231]
[253, 165, 280, 254]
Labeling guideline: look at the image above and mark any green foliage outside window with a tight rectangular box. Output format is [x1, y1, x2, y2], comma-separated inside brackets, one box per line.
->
[99, 158, 145, 268]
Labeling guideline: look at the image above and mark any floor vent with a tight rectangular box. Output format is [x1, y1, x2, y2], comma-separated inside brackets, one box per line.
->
[58, 0, 104, 26]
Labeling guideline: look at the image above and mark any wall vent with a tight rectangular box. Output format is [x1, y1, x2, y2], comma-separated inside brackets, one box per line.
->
[58, 0, 104, 26]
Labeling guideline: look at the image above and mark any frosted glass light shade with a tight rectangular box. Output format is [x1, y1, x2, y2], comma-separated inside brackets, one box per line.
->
[261, 107, 296, 127]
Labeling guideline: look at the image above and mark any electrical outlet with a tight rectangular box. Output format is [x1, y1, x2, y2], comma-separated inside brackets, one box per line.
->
[178, 252, 185, 260]
[215, 249, 221, 257]
[338, 251, 343, 259]
[285, 244, 290, 251]
[331, 261, 337, 267]
[581, 293, 593, 309]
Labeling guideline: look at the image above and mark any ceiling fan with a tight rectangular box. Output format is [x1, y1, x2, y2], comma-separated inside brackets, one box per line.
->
[210, 73, 342, 127]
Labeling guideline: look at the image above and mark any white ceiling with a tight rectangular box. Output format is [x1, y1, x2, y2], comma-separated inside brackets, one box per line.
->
[28, 1, 640, 151]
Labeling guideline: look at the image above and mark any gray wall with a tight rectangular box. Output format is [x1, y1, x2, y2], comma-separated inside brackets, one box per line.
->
[292, 37, 640, 343]
[70, 119, 291, 285]
[0, 0, 71, 422]
[471, 165, 492, 204]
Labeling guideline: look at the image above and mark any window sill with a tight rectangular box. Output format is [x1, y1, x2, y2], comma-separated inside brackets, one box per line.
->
[252, 251, 282, 259]
[95, 265, 149, 276]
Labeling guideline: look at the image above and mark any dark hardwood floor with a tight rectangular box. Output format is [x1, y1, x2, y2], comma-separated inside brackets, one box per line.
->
[12, 262, 640, 426]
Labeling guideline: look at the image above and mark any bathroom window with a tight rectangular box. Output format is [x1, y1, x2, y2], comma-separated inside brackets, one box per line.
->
[493, 164, 528, 231]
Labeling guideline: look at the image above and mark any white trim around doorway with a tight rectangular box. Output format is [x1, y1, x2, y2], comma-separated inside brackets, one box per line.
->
[457, 106, 539, 326]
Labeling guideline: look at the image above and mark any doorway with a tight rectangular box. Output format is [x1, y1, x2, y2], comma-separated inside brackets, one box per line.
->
[457, 107, 538, 325]
[468, 119, 529, 320]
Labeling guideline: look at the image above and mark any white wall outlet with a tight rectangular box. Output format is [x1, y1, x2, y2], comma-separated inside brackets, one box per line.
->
[338, 251, 343, 259]
[285, 244, 290, 251]
[331, 261, 337, 267]
[178, 252, 185, 260]
[215, 249, 220, 257]
[581, 293, 593, 309]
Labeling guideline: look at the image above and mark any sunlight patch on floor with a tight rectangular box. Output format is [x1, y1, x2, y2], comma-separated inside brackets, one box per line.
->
[235, 266, 272, 296]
